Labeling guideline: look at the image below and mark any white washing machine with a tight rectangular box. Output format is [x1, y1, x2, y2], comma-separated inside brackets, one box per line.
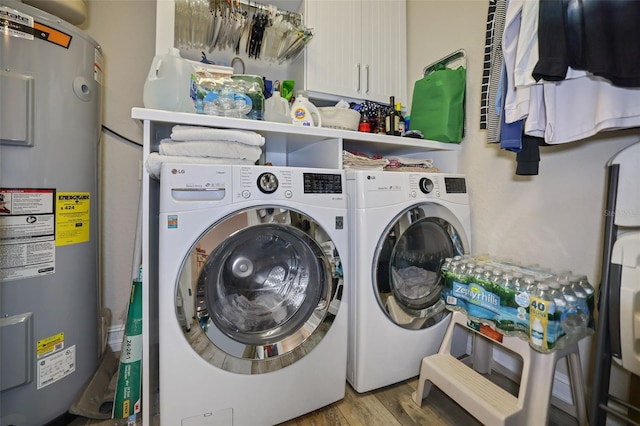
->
[158, 164, 348, 425]
[346, 171, 471, 393]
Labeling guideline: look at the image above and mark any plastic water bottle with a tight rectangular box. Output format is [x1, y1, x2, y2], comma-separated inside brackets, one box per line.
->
[568, 275, 591, 332]
[511, 272, 531, 337]
[529, 282, 555, 353]
[557, 279, 587, 342]
[246, 82, 265, 120]
[498, 272, 519, 336]
[574, 274, 595, 330]
[548, 281, 567, 345]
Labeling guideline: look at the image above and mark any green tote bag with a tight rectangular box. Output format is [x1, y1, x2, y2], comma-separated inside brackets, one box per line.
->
[410, 64, 466, 143]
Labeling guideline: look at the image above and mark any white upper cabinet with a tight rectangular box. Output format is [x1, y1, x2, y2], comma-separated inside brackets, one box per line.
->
[303, 0, 407, 106]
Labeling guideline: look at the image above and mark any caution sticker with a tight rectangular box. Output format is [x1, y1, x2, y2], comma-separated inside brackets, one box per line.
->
[56, 192, 90, 246]
[37, 332, 64, 358]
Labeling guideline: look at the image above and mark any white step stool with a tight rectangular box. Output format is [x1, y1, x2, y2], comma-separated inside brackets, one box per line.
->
[412, 310, 588, 426]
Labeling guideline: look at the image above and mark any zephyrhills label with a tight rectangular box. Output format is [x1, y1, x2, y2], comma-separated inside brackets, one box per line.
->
[467, 283, 500, 312]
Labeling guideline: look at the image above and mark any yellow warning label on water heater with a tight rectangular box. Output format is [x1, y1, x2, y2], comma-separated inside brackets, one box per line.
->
[37, 332, 64, 358]
[56, 192, 90, 246]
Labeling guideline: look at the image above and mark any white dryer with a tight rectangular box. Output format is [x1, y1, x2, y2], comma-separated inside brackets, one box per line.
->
[158, 164, 348, 425]
[346, 171, 471, 393]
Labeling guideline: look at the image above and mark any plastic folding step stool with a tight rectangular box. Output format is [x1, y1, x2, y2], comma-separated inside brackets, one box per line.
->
[412, 310, 588, 426]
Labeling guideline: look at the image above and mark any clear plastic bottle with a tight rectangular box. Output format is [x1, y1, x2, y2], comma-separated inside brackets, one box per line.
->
[512, 272, 531, 337]
[574, 274, 595, 331]
[246, 82, 265, 120]
[443, 260, 463, 312]
[264, 90, 292, 123]
[558, 279, 587, 342]
[548, 281, 567, 346]
[143, 47, 195, 113]
[568, 275, 591, 333]
[529, 282, 555, 353]
[491, 268, 504, 289]
[441, 257, 454, 290]
[498, 272, 519, 336]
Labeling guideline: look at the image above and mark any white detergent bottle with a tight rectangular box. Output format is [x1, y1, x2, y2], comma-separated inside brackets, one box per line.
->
[290, 91, 322, 127]
[264, 91, 291, 123]
[143, 47, 194, 113]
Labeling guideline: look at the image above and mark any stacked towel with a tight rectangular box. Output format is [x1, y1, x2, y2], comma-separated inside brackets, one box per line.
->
[384, 156, 439, 173]
[158, 139, 262, 161]
[146, 125, 265, 179]
[170, 125, 265, 146]
[342, 151, 389, 170]
[342, 151, 438, 172]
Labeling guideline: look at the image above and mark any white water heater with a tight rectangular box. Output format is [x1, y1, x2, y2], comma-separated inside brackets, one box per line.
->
[0, 1, 102, 424]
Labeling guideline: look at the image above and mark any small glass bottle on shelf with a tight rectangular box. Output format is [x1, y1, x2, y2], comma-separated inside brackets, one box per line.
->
[376, 109, 386, 134]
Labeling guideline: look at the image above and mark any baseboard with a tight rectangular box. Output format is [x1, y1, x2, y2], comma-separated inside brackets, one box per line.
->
[108, 324, 126, 352]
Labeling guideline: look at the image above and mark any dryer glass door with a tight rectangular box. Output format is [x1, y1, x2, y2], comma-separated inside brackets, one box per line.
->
[374, 203, 469, 330]
[175, 207, 342, 374]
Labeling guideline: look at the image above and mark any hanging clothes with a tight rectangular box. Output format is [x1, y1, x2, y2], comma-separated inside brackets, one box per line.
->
[533, 0, 640, 87]
[502, 0, 640, 146]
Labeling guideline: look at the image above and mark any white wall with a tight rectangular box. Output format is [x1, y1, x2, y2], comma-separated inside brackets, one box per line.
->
[80, 0, 156, 338]
[79, 0, 638, 387]
[406, 0, 638, 394]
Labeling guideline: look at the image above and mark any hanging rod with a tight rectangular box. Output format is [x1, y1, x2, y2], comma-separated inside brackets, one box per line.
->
[211, 0, 304, 26]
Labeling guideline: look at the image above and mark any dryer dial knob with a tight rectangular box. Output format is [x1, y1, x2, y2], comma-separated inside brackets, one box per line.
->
[419, 177, 434, 194]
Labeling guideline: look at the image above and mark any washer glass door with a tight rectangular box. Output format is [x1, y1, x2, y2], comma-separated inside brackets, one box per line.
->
[374, 203, 468, 330]
[175, 206, 343, 374]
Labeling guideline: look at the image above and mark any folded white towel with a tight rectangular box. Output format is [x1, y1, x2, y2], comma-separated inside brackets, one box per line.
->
[385, 156, 434, 168]
[159, 139, 263, 162]
[342, 151, 389, 170]
[171, 125, 265, 147]
[146, 152, 255, 179]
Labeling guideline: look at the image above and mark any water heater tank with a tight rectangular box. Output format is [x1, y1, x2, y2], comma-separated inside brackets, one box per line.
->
[0, 1, 102, 424]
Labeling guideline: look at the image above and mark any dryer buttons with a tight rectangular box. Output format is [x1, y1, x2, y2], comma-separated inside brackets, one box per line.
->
[241, 190, 251, 199]
[284, 190, 293, 198]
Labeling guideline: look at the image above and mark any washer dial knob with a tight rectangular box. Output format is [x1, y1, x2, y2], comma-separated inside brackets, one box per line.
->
[419, 177, 434, 194]
[257, 172, 278, 194]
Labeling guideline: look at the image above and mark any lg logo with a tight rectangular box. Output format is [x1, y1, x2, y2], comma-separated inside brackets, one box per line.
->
[366, 175, 376, 180]
[171, 169, 186, 175]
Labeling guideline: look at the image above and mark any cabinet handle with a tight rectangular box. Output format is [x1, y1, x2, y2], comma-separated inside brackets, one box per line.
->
[365, 65, 370, 94]
[356, 63, 361, 93]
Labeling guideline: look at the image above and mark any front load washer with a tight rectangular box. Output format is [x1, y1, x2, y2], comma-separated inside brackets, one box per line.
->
[158, 164, 348, 425]
[346, 171, 471, 393]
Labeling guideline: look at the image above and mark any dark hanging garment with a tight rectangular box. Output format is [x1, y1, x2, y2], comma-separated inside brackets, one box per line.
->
[515, 136, 545, 176]
[580, 0, 640, 87]
[534, 0, 640, 87]
[532, 0, 571, 82]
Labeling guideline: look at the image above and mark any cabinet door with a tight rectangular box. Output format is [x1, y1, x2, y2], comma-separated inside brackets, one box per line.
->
[361, 0, 407, 105]
[304, 0, 363, 99]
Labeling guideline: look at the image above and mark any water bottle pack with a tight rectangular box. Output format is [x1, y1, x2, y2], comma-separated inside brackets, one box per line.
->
[440, 255, 595, 352]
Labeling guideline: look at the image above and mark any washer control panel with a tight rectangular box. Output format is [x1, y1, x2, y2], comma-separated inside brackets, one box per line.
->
[303, 172, 343, 194]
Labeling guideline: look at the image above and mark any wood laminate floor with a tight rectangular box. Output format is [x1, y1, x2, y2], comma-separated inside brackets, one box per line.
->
[68, 373, 578, 426]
